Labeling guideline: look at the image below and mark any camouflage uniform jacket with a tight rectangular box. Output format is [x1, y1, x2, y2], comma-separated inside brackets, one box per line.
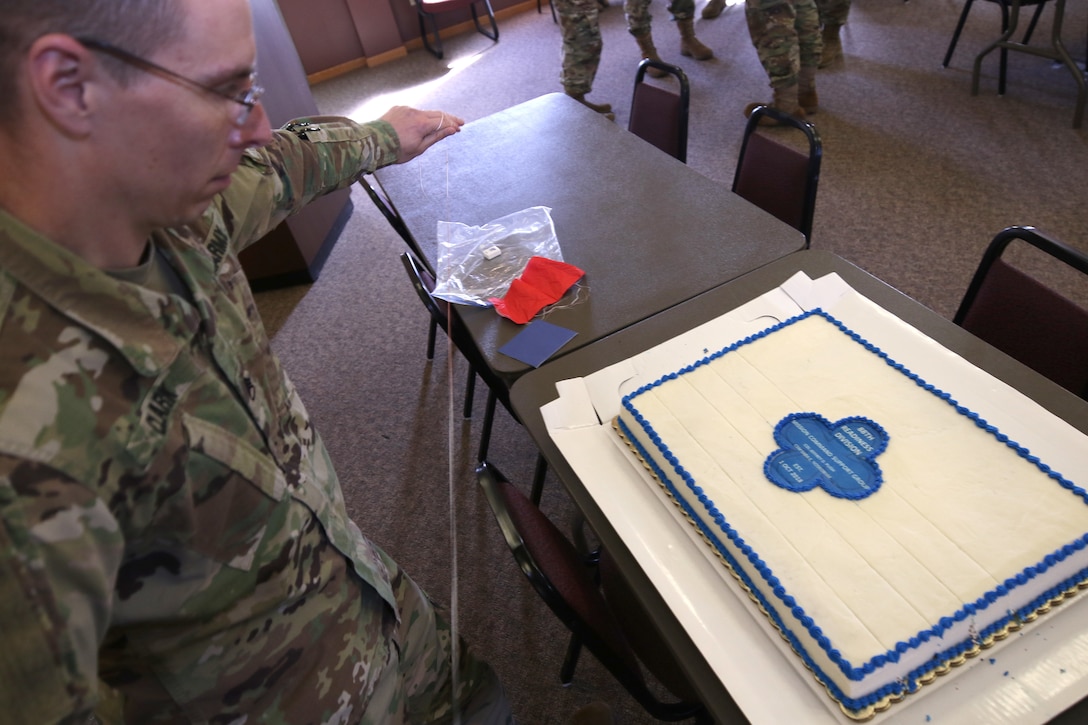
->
[0, 118, 406, 723]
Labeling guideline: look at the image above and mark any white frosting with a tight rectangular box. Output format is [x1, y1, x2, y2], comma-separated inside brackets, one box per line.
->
[617, 312, 1088, 711]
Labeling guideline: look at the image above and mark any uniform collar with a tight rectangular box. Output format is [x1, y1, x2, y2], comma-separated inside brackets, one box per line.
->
[0, 208, 201, 378]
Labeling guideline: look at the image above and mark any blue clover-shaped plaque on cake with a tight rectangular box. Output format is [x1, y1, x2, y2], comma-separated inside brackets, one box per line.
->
[764, 413, 888, 500]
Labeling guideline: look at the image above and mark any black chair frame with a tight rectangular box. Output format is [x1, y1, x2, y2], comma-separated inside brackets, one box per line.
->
[476, 461, 708, 721]
[537, 0, 557, 23]
[732, 105, 822, 247]
[400, 251, 478, 416]
[417, 0, 499, 60]
[401, 253, 549, 500]
[361, 174, 452, 380]
[954, 226, 1088, 322]
[629, 58, 691, 164]
[953, 225, 1088, 400]
[359, 175, 427, 268]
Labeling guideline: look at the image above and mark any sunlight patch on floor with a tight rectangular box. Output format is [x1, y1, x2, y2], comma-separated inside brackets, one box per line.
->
[343, 51, 486, 121]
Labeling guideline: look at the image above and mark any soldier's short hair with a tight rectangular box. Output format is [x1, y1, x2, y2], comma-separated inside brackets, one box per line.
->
[0, 0, 185, 127]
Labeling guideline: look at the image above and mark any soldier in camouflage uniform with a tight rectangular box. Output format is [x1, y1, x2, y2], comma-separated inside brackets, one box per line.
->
[816, 0, 852, 67]
[556, 0, 615, 119]
[626, 0, 714, 71]
[742, 0, 822, 121]
[0, 0, 512, 723]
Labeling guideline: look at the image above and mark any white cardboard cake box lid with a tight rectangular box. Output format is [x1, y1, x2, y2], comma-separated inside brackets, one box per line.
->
[541, 271, 1088, 725]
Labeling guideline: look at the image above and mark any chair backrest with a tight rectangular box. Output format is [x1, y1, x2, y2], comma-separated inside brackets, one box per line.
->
[475, 461, 706, 722]
[360, 176, 429, 269]
[399, 251, 516, 403]
[628, 59, 690, 163]
[400, 251, 448, 333]
[953, 226, 1088, 400]
[731, 105, 822, 246]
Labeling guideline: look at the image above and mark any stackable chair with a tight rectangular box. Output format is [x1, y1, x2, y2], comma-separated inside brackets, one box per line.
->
[359, 172, 449, 403]
[401, 253, 549, 496]
[476, 461, 710, 721]
[732, 105, 822, 247]
[359, 174, 425, 263]
[942, 0, 1053, 95]
[628, 58, 691, 163]
[953, 226, 1088, 401]
[400, 251, 480, 421]
[357, 176, 450, 372]
[416, 0, 499, 59]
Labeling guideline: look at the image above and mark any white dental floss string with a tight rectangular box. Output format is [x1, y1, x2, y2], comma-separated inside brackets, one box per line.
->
[442, 145, 462, 725]
[540, 281, 589, 319]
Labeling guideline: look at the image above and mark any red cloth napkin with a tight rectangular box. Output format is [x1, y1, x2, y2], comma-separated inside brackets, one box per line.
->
[489, 256, 585, 324]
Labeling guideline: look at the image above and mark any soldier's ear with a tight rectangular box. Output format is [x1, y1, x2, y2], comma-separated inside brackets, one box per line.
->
[25, 34, 100, 137]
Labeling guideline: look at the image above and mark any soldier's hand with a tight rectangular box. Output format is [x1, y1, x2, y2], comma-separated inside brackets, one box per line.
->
[380, 106, 465, 164]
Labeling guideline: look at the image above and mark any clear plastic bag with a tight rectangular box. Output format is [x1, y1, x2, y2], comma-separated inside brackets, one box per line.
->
[432, 206, 562, 306]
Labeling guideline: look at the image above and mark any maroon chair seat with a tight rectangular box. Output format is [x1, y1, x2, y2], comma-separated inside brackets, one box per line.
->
[628, 59, 690, 163]
[476, 461, 709, 722]
[953, 225, 1088, 400]
[732, 105, 822, 247]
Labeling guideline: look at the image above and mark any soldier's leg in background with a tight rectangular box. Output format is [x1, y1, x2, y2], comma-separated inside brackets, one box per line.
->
[744, 0, 805, 120]
[557, 0, 603, 97]
[815, 0, 850, 66]
[557, 0, 614, 115]
[625, 0, 668, 75]
[796, 0, 821, 111]
[669, 0, 714, 60]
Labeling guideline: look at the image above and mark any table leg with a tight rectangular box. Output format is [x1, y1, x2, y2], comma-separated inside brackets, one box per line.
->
[1048, 0, 1087, 127]
[971, 0, 1086, 128]
[972, 0, 1022, 96]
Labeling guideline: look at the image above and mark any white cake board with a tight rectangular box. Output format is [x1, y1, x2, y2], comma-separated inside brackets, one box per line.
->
[541, 272, 1088, 724]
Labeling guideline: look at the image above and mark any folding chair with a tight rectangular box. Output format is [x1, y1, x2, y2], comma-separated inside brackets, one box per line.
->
[538, 0, 557, 23]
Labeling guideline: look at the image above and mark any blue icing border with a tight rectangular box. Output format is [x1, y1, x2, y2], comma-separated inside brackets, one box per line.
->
[619, 308, 1088, 712]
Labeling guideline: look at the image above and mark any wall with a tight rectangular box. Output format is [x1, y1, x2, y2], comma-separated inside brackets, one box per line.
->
[277, 0, 528, 79]
[241, 0, 353, 288]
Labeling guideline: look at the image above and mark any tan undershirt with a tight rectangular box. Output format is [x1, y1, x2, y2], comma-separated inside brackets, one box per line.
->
[107, 241, 189, 300]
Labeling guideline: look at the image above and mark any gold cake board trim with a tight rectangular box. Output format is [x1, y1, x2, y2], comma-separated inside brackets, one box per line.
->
[612, 418, 1088, 722]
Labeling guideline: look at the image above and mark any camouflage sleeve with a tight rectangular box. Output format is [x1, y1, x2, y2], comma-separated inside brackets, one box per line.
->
[0, 457, 124, 725]
[218, 116, 401, 251]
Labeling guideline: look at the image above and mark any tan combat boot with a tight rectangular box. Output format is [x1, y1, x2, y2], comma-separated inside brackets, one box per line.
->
[743, 83, 806, 125]
[799, 66, 818, 114]
[634, 32, 668, 77]
[819, 24, 842, 68]
[566, 91, 616, 121]
[701, 0, 725, 19]
[678, 19, 713, 60]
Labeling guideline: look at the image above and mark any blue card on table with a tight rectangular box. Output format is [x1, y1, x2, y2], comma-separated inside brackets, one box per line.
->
[498, 320, 577, 368]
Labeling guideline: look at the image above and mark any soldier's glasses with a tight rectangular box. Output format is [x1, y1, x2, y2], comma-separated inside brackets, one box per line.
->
[78, 38, 264, 127]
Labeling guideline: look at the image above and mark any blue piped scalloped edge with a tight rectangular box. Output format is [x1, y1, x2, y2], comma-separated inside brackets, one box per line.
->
[619, 308, 1088, 713]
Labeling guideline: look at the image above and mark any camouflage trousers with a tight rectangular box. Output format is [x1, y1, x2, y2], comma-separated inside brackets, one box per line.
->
[815, 0, 851, 27]
[366, 556, 513, 724]
[625, 0, 696, 37]
[744, 0, 821, 89]
[556, 0, 603, 95]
